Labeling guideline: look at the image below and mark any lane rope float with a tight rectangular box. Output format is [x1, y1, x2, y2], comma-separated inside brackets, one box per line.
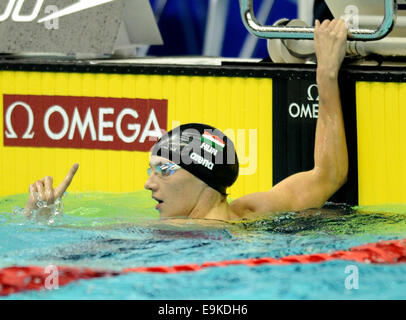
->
[1, 238, 405, 296]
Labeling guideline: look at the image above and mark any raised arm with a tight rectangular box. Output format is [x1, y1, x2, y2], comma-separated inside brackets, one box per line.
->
[231, 19, 348, 218]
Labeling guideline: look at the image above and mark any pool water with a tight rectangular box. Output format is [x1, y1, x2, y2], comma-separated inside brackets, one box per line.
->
[1, 192, 406, 300]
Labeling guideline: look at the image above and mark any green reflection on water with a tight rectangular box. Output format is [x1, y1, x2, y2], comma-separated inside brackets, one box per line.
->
[1, 193, 406, 236]
[0, 191, 159, 226]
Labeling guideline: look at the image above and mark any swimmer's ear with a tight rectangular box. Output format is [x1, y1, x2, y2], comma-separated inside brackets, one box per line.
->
[55, 163, 79, 198]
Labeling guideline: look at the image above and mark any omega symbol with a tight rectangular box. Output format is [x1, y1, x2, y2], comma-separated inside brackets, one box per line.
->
[5, 101, 35, 139]
[307, 84, 319, 101]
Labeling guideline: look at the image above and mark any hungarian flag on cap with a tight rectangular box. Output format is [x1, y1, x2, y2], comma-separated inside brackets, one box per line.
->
[201, 131, 225, 150]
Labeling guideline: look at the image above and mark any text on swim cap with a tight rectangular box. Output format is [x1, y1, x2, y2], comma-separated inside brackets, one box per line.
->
[200, 142, 218, 156]
[190, 152, 214, 170]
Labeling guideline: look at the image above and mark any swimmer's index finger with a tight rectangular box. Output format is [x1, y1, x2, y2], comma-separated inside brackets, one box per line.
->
[55, 163, 79, 197]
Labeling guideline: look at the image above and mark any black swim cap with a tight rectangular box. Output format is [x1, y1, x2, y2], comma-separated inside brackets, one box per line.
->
[151, 123, 239, 195]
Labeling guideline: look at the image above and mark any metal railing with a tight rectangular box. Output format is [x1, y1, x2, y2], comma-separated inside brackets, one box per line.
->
[240, 0, 398, 41]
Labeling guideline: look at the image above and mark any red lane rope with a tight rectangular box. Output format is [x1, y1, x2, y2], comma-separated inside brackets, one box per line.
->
[1, 239, 406, 296]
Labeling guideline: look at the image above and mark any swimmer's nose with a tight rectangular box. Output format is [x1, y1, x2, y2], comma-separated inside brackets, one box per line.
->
[144, 174, 158, 192]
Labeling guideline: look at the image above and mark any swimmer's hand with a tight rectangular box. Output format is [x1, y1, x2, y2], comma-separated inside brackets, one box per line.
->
[24, 163, 79, 219]
[314, 19, 348, 79]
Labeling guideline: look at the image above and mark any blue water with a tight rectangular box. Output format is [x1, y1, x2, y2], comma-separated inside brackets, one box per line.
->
[1, 205, 406, 300]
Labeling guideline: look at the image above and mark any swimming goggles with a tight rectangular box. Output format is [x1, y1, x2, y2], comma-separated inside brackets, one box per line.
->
[147, 162, 181, 177]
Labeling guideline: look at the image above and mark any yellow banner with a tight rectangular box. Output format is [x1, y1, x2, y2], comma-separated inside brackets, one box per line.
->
[356, 81, 406, 205]
[0, 71, 273, 198]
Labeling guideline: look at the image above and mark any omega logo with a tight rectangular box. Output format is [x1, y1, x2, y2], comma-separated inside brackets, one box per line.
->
[3, 95, 168, 152]
[288, 84, 319, 119]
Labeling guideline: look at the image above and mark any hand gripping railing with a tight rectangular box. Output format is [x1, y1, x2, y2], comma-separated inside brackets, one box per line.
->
[240, 0, 397, 41]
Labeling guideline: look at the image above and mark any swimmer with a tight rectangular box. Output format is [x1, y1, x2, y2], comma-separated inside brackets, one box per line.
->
[24, 19, 349, 222]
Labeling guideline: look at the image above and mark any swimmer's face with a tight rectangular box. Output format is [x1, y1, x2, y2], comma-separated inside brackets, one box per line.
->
[144, 155, 206, 218]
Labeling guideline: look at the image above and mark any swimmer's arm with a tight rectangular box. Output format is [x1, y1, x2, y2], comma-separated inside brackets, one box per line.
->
[230, 167, 346, 219]
[231, 19, 348, 218]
